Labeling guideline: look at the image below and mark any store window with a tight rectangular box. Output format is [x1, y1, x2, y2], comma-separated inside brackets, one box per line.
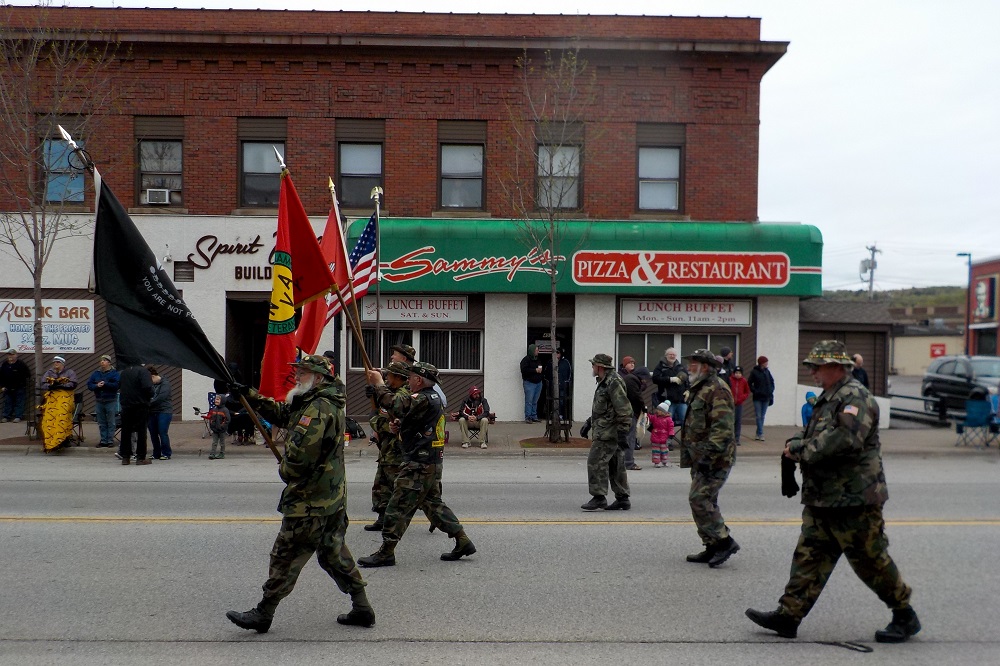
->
[618, 332, 737, 369]
[350, 328, 481, 371]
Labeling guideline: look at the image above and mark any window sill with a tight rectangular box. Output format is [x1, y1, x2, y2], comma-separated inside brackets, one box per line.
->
[629, 213, 691, 221]
[340, 207, 385, 218]
[128, 207, 189, 215]
[231, 208, 279, 216]
[38, 204, 90, 213]
[432, 210, 490, 218]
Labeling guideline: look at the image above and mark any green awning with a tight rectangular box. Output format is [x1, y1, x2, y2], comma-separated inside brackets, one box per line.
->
[353, 218, 822, 297]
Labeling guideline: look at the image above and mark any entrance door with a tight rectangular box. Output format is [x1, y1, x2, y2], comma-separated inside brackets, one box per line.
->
[527, 326, 574, 420]
[226, 298, 269, 388]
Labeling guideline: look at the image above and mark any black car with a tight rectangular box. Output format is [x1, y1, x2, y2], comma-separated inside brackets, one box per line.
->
[921, 355, 1000, 412]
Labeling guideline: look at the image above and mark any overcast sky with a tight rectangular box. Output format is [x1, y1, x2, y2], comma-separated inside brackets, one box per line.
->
[16, 0, 1000, 291]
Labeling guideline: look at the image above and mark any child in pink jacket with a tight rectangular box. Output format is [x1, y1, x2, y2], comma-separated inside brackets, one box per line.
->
[648, 401, 676, 468]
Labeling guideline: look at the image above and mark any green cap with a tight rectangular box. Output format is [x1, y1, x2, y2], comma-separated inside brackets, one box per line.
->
[390, 344, 416, 362]
[684, 349, 721, 368]
[289, 354, 334, 378]
[409, 361, 439, 382]
[386, 361, 410, 378]
[588, 353, 615, 369]
[802, 340, 854, 367]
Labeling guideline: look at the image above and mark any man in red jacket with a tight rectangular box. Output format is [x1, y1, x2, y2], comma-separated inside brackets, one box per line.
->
[728, 366, 751, 445]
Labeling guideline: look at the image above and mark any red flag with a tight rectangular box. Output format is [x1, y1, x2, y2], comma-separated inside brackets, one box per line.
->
[295, 202, 352, 355]
[259, 173, 336, 400]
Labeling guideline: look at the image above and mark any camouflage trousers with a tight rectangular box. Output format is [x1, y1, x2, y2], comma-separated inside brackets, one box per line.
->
[689, 462, 732, 546]
[371, 460, 402, 514]
[779, 504, 912, 621]
[587, 437, 630, 499]
[383, 461, 463, 544]
[260, 506, 366, 613]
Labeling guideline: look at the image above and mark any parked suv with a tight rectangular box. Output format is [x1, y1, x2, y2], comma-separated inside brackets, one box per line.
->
[921, 355, 1000, 412]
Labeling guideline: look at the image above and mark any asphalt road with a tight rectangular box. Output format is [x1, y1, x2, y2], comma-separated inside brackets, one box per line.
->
[2, 451, 998, 666]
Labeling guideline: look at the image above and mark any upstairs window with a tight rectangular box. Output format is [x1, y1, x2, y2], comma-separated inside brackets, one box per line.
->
[637, 123, 685, 212]
[43, 139, 85, 204]
[536, 145, 580, 209]
[241, 141, 284, 207]
[139, 140, 183, 206]
[337, 119, 385, 209]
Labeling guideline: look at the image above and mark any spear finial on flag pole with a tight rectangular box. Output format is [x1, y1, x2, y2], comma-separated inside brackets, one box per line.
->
[273, 145, 286, 171]
[370, 186, 384, 364]
[57, 125, 94, 172]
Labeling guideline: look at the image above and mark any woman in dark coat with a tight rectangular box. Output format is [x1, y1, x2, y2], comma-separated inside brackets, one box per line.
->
[747, 355, 775, 441]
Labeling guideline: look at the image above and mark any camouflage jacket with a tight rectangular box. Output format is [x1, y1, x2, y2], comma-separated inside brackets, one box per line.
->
[787, 375, 887, 508]
[369, 384, 409, 465]
[590, 370, 633, 440]
[681, 371, 736, 467]
[372, 384, 445, 464]
[248, 380, 347, 517]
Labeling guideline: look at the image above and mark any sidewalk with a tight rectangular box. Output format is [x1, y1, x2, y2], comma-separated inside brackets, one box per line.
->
[0, 416, 993, 459]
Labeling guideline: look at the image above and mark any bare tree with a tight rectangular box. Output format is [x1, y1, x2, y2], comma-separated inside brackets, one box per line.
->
[494, 46, 601, 440]
[0, 2, 122, 384]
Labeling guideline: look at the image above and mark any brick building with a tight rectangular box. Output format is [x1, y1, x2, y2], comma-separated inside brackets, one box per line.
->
[968, 255, 1000, 356]
[0, 7, 823, 424]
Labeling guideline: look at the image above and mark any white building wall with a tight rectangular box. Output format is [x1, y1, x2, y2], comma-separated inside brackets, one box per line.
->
[756, 296, 800, 426]
[572, 294, 617, 423]
[484, 293, 527, 421]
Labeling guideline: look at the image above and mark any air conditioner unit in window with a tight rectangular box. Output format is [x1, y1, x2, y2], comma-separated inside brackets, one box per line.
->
[146, 188, 170, 205]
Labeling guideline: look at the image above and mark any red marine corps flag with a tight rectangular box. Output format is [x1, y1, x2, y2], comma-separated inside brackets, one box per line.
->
[258, 163, 337, 401]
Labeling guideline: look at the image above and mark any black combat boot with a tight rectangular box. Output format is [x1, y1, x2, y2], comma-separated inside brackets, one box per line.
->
[581, 495, 607, 511]
[358, 542, 396, 568]
[337, 608, 376, 628]
[441, 531, 477, 561]
[604, 496, 631, 511]
[745, 608, 799, 639]
[226, 605, 274, 634]
[686, 544, 715, 563]
[363, 516, 384, 532]
[708, 536, 740, 568]
[875, 607, 921, 643]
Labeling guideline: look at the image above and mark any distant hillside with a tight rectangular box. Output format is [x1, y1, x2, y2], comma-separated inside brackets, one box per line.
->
[821, 287, 965, 308]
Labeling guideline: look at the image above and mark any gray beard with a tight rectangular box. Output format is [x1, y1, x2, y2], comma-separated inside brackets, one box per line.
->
[284, 375, 317, 405]
[689, 370, 706, 385]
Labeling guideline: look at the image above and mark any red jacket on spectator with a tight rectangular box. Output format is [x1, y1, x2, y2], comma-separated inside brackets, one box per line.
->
[729, 374, 751, 406]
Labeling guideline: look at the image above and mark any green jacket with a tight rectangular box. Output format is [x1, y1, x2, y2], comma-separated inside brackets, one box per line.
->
[370, 384, 409, 465]
[372, 384, 445, 464]
[681, 371, 736, 467]
[590, 370, 632, 440]
[787, 375, 887, 508]
[248, 380, 347, 517]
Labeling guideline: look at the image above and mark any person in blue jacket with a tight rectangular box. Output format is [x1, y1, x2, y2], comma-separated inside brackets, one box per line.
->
[801, 392, 817, 427]
[87, 355, 120, 448]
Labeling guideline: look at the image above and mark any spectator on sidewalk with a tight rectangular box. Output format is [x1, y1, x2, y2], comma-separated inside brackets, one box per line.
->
[546, 348, 573, 421]
[648, 401, 675, 468]
[652, 347, 689, 430]
[458, 385, 491, 449]
[0, 347, 30, 423]
[619, 356, 645, 471]
[86, 355, 120, 448]
[729, 366, 751, 445]
[118, 362, 154, 465]
[719, 347, 736, 382]
[208, 394, 230, 460]
[519, 344, 543, 423]
[801, 391, 817, 427]
[40, 356, 77, 451]
[748, 356, 775, 441]
[147, 366, 173, 460]
[852, 354, 870, 389]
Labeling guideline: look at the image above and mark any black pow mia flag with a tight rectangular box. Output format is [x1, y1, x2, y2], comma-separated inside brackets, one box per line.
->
[91, 170, 233, 383]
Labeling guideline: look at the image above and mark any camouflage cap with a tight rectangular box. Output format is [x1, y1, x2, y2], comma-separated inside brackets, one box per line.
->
[390, 344, 416, 362]
[802, 340, 855, 367]
[408, 361, 439, 383]
[289, 354, 334, 378]
[684, 349, 722, 368]
[385, 361, 410, 378]
[589, 353, 615, 369]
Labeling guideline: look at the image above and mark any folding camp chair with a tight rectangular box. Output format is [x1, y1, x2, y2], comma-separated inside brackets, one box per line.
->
[955, 396, 999, 448]
[70, 392, 86, 446]
[192, 392, 217, 439]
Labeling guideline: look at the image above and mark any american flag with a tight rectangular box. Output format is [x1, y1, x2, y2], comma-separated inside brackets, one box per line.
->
[326, 214, 378, 320]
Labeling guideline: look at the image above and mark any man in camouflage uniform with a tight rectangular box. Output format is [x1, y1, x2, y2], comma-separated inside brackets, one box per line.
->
[579, 354, 633, 511]
[681, 349, 739, 567]
[359, 362, 475, 567]
[746, 340, 920, 643]
[226, 355, 374, 633]
[363, 361, 410, 532]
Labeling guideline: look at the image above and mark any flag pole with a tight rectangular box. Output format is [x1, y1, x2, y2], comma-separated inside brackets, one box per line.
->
[371, 186, 383, 366]
[327, 179, 374, 374]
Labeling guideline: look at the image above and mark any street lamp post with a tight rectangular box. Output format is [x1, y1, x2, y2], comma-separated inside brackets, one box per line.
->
[957, 252, 972, 355]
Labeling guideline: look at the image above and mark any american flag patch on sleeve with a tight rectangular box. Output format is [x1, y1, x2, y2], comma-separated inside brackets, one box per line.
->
[298, 415, 312, 427]
[842, 405, 859, 416]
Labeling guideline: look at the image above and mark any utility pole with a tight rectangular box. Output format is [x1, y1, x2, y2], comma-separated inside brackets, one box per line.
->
[859, 244, 882, 299]
[957, 252, 972, 355]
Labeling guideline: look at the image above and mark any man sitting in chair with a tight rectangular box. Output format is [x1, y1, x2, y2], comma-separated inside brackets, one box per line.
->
[458, 385, 491, 449]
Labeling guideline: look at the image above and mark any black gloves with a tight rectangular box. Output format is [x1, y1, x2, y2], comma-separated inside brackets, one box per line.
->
[696, 459, 712, 476]
[579, 417, 592, 439]
[230, 382, 249, 398]
[781, 454, 799, 498]
[364, 384, 376, 398]
[617, 431, 629, 450]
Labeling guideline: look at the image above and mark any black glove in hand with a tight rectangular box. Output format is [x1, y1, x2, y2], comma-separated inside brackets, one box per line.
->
[617, 431, 629, 450]
[579, 418, 592, 439]
[230, 382, 249, 398]
[696, 459, 712, 476]
[364, 384, 376, 398]
[781, 454, 800, 498]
